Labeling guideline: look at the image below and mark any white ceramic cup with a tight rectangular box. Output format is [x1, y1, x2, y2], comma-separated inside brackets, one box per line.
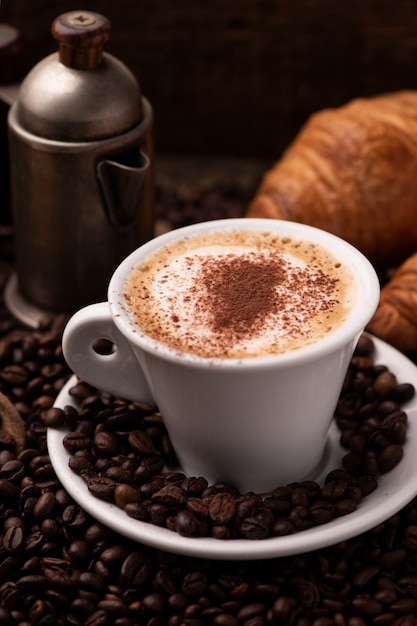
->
[62, 218, 380, 493]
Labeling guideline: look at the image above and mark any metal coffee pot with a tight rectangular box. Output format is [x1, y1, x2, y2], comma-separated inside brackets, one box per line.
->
[6, 10, 153, 322]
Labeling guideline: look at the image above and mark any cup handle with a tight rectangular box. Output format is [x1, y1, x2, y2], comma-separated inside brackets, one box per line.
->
[62, 302, 155, 403]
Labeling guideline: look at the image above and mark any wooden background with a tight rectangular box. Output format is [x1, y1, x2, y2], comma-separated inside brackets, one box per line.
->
[2, 0, 417, 160]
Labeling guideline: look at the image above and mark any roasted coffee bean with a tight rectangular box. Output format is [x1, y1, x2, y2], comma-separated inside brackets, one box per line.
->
[321, 480, 347, 501]
[43, 566, 73, 591]
[263, 496, 291, 515]
[271, 597, 296, 621]
[336, 393, 363, 417]
[182, 476, 209, 495]
[391, 383, 416, 404]
[208, 493, 236, 524]
[354, 335, 374, 356]
[32, 394, 55, 410]
[84, 609, 109, 626]
[62, 504, 89, 527]
[128, 429, 157, 455]
[149, 502, 169, 526]
[377, 400, 401, 417]
[63, 431, 93, 453]
[309, 500, 335, 525]
[348, 433, 367, 455]
[362, 452, 379, 477]
[350, 596, 384, 616]
[0, 581, 21, 609]
[114, 483, 141, 508]
[185, 497, 209, 521]
[2, 523, 24, 551]
[134, 457, 165, 483]
[341, 452, 363, 476]
[239, 511, 272, 539]
[139, 479, 164, 499]
[236, 602, 267, 621]
[152, 485, 187, 508]
[378, 444, 404, 473]
[391, 598, 417, 614]
[77, 571, 107, 595]
[99, 544, 130, 566]
[119, 551, 152, 586]
[106, 409, 142, 432]
[0, 459, 24, 481]
[93, 431, 121, 457]
[373, 371, 398, 399]
[68, 382, 94, 401]
[28, 598, 55, 625]
[379, 548, 407, 570]
[105, 466, 133, 484]
[392, 616, 417, 626]
[33, 463, 56, 484]
[40, 407, 66, 428]
[40, 518, 62, 541]
[352, 564, 380, 589]
[175, 510, 202, 537]
[0, 364, 29, 385]
[383, 417, 408, 445]
[0, 478, 19, 500]
[86, 476, 117, 501]
[124, 501, 149, 521]
[368, 430, 391, 451]
[182, 572, 208, 597]
[33, 491, 57, 520]
[68, 455, 94, 475]
[97, 599, 129, 618]
[288, 505, 311, 530]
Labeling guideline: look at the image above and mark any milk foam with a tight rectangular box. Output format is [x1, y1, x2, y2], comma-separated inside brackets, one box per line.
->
[124, 230, 357, 359]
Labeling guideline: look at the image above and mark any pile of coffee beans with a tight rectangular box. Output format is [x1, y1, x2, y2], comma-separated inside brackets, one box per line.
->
[154, 176, 254, 230]
[2, 256, 417, 624]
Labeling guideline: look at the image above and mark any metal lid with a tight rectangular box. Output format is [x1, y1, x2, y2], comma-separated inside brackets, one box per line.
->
[14, 11, 142, 141]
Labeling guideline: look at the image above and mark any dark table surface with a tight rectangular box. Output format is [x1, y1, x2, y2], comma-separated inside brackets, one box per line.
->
[1, 162, 417, 626]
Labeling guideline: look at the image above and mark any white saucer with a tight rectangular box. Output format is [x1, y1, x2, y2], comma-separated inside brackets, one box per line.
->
[48, 335, 417, 560]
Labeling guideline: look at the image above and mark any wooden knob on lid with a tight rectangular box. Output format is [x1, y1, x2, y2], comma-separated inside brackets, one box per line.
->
[51, 11, 111, 70]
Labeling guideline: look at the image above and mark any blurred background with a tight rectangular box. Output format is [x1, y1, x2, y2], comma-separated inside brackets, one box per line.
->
[1, 1, 417, 318]
[2, 0, 417, 160]
[2, 0, 417, 247]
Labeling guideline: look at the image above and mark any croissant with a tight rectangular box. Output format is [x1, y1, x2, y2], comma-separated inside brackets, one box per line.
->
[246, 90, 417, 271]
[366, 253, 417, 353]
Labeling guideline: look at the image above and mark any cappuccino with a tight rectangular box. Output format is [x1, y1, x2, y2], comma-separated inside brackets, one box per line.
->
[124, 228, 357, 359]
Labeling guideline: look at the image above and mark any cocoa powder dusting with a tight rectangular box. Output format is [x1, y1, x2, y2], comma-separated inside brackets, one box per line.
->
[200, 255, 284, 340]
[198, 251, 339, 351]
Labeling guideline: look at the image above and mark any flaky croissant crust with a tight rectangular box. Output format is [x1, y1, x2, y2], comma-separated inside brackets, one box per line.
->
[247, 90, 417, 271]
[367, 252, 417, 353]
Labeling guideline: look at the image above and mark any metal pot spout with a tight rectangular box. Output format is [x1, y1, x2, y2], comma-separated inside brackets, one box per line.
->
[97, 150, 150, 230]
